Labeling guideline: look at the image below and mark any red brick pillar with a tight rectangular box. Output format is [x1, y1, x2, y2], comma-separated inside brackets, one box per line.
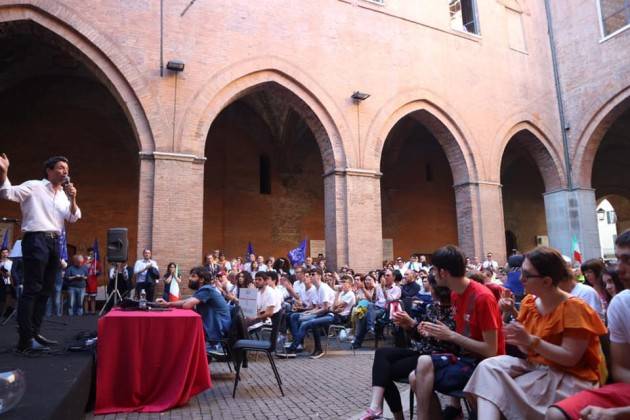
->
[454, 181, 507, 265]
[138, 152, 206, 291]
[324, 168, 383, 272]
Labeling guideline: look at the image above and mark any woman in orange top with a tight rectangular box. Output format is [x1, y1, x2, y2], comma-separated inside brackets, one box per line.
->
[464, 246, 607, 420]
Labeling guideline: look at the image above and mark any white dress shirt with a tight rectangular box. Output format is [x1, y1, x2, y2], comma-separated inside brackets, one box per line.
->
[134, 259, 159, 284]
[0, 178, 81, 234]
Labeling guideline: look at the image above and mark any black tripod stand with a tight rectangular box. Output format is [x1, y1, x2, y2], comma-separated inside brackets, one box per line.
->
[99, 265, 127, 316]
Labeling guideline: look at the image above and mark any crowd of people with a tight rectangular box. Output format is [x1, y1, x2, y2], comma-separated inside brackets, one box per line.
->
[94, 237, 630, 419]
[1, 232, 628, 420]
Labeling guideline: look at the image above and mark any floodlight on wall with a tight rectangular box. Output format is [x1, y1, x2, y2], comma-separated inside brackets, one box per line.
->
[166, 59, 185, 72]
[351, 91, 370, 102]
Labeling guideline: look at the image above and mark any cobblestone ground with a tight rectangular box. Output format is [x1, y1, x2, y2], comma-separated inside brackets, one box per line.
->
[87, 338, 457, 420]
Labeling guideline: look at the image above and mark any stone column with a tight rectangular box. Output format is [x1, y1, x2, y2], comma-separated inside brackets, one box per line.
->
[544, 188, 600, 260]
[139, 152, 206, 276]
[137, 155, 155, 257]
[323, 168, 383, 272]
[453, 181, 507, 264]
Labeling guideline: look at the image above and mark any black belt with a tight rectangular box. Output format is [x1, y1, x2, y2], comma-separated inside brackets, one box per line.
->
[24, 231, 59, 239]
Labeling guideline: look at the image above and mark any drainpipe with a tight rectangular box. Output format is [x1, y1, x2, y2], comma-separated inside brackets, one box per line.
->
[544, 0, 573, 190]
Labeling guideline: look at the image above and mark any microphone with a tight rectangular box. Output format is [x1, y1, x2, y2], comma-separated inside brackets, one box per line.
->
[62, 176, 73, 198]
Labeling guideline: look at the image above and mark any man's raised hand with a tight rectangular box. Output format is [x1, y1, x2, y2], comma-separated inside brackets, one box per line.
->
[0, 153, 9, 175]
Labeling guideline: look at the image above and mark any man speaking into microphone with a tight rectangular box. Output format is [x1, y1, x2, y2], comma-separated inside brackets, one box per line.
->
[0, 154, 81, 353]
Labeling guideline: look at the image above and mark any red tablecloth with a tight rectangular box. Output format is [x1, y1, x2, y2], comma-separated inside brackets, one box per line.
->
[95, 308, 211, 414]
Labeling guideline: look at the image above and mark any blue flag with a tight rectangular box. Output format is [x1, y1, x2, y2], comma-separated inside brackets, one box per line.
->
[288, 238, 307, 267]
[89, 238, 100, 277]
[92, 238, 100, 263]
[1, 229, 8, 250]
[58, 229, 68, 261]
[246, 241, 255, 257]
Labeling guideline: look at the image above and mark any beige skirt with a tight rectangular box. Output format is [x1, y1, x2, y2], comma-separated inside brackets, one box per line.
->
[464, 355, 596, 420]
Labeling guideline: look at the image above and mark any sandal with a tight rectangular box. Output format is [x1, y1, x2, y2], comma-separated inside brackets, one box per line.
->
[359, 408, 383, 420]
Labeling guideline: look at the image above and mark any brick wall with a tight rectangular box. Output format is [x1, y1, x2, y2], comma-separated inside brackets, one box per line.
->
[0, 76, 139, 265]
[202, 100, 325, 259]
[381, 119, 458, 257]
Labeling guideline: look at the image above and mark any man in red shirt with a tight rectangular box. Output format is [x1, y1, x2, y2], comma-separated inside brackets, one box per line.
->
[412, 245, 504, 420]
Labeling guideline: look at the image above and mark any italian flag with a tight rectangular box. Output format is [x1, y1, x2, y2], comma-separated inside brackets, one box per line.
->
[572, 236, 582, 264]
[169, 265, 180, 302]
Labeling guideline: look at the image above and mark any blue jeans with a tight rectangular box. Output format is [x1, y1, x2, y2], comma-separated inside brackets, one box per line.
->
[67, 286, 85, 316]
[288, 312, 302, 341]
[289, 313, 334, 351]
[46, 271, 64, 317]
[354, 304, 385, 347]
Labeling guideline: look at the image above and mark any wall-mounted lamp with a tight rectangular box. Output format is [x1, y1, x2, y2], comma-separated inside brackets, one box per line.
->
[166, 59, 185, 72]
[351, 91, 370, 102]
[597, 208, 606, 221]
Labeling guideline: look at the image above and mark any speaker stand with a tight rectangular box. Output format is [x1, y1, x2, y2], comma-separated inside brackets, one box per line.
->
[99, 271, 124, 316]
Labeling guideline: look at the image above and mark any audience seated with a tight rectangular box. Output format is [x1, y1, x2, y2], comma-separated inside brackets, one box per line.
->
[409, 245, 505, 420]
[546, 231, 630, 420]
[464, 246, 607, 420]
[359, 273, 457, 420]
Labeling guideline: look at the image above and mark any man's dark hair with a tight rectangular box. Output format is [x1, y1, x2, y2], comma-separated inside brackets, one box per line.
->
[43, 156, 69, 179]
[0, 247, 8, 253]
[524, 246, 570, 286]
[189, 266, 212, 284]
[392, 269, 403, 282]
[310, 268, 323, 277]
[267, 271, 278, 283]
[254, 271, 269, 280]
[431, 245, 466, 277]
[615, 229, 630, 248]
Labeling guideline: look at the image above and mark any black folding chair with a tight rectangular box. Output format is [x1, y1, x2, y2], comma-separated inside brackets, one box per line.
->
[232, 309, 285, 397]
[207, 304, 244, 372]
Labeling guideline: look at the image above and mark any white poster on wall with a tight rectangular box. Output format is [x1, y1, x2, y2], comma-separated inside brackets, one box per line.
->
[383, 239, 394, 262]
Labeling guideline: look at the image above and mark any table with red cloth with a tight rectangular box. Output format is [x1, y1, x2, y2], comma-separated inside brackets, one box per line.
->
[95, 308, 211, 414]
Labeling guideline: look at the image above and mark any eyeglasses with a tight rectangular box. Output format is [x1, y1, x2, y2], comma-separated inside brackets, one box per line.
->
[521, 271, 545, 280]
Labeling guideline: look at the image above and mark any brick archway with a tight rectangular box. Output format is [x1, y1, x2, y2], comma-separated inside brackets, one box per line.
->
[493, 118, 565, 192]
[365, 91, 479, 184]
[179, 58, 349, 173]
[0, 2, 157, 153]
[573, 87, 630, 189]
[0, 3, 157, 261]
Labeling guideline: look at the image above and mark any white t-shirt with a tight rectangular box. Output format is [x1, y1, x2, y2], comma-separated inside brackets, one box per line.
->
[338, 290, 357, 316]
[571, 282, 604, 319]
[275, 284, 290, 300]
[300, 285, 318, 308]
[257, 285, 279, 314]
[482, 260, 499, 270]
[293, 280, 305, 297]
[608, 289, 630, 344]
[316, 282, 336, 309]
[270, 286, 284, 312]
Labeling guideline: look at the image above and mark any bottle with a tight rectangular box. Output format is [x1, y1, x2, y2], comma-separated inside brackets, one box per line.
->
[139, 289, 147, 309]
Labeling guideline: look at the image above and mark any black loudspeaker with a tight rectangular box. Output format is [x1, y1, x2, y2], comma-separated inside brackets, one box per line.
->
[107, 228, 128, 262]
